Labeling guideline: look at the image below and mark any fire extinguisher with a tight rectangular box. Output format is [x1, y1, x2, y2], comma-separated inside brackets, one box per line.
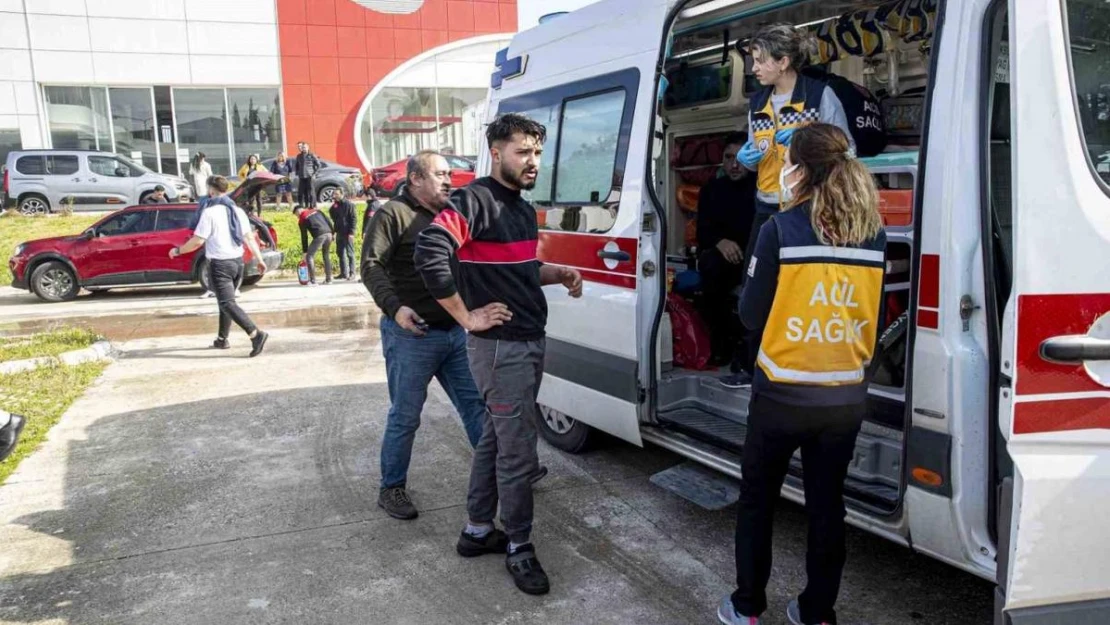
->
[297, 259, 310, 285]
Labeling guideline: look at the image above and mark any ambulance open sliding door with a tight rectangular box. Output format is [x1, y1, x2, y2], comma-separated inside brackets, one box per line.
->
[496, 69, 648, 447]
[998, 0, 1110, 621]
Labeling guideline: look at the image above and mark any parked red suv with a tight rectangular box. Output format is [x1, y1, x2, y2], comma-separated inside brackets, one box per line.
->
[9, 174, 284, 302]
[371, 155, 477, 196]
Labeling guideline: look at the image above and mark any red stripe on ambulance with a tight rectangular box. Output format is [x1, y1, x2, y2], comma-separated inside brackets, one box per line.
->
[538, 232, 638, 276]
[916, 253, 940, 329]
[1014, 397, 1110, 435]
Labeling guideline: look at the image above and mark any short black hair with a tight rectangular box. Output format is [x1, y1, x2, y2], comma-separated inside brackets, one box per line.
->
[153, 184, 165, 192]
[292, 204, 304, 212]
[723, 132, 748, 148]
[486, 113, 547, 147]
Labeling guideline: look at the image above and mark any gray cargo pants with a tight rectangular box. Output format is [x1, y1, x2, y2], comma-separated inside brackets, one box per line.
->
[465, 334, 545, 545]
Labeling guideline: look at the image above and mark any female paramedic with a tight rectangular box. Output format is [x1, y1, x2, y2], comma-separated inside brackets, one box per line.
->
[718, 124, 886, 625]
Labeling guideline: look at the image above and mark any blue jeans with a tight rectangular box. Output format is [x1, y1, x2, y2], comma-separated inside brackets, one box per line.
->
[380, 316, 485, 490]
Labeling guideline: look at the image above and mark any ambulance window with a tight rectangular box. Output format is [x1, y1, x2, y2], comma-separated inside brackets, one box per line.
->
[554, 89, 626, 203]
[1064, 0, 1110, 187]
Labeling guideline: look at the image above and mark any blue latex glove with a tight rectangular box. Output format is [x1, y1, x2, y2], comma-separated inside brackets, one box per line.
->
[775, 127, 797, 146]
[737, 141, 764, 169]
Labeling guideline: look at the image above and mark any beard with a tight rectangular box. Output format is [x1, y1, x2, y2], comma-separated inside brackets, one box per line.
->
[500, 162, 538, 190]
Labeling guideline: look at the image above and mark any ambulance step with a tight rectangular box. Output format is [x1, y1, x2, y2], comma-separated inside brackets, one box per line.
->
[649, 461, 741, 510]
[655, 408, 901, 509]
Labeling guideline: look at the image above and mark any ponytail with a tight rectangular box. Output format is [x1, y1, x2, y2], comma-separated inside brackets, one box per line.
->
[787, 124, 883, 246]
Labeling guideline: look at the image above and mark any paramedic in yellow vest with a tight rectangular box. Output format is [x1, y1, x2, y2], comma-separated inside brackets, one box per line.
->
[718, 124, 886, 625]
[725, 24, 857, 390]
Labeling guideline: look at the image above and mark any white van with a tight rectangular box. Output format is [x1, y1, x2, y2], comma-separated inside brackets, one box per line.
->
[481, 0, 1110, 622]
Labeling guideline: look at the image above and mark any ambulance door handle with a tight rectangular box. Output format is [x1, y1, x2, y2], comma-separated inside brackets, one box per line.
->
[597, 249, 631, 262]
[1039, 335, 1110, 364]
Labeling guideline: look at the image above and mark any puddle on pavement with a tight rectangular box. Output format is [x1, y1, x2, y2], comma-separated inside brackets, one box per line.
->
[0, 305, 378, 341]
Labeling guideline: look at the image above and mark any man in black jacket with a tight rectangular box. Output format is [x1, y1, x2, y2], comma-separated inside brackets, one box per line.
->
[361, 150, 486, 521]
[696, 132, 757, 375]
[415, 114, 582, 597]
[293, 204, 334, 285]
[329, 187, 358, 280]
[294, 142, 321, 207]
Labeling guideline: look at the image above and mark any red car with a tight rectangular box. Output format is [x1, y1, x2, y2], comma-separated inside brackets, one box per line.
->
[371, 155, 477, 196]
[9, 174, 285, 302]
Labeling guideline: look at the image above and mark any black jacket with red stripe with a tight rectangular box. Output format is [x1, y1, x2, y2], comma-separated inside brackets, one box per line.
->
[415, 177, 546, 341]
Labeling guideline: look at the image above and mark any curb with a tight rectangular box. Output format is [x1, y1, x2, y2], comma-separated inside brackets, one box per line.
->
[0, 340, 114, 375]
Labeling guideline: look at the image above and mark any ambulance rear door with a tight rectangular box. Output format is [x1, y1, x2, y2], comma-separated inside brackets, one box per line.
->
[998, 0, 1110, 621]
[487, 0, 677, 447]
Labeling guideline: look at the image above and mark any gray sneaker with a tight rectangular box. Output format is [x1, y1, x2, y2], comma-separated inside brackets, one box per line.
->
[786, 599, 829, 625]
[718, 595, 761, 625]
[377, 487, 418, 520]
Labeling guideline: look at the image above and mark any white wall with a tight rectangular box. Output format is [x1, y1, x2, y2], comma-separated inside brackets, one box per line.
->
[0, 0, 282, 149]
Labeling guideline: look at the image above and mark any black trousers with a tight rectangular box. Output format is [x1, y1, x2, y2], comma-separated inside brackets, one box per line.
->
[739, 208, 775, 373]
[209, 258, 257, 339]
[731, 394, 864, 625]
[335, 231, 355, 278]
[697, 248, 745, 363]
[297, 177, 314, 207]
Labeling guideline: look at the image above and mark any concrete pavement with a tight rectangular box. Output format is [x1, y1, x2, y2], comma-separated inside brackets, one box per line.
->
[0, 283, 993, 624]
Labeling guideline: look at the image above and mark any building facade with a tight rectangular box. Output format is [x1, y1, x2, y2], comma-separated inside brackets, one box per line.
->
[0, 0, 519, 177]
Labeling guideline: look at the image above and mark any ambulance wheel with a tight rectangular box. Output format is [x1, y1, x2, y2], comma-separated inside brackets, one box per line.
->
[537, 404, 593, 453]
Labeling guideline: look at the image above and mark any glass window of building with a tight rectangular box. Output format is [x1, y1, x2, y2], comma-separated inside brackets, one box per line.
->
[173, 88, 231, 175]
[358, 37, 511, 171]
[44, 86, 112, 151]
[109, 88, 159, 172]
[0, 129, 22, 171]
[227, 88, 282, 171]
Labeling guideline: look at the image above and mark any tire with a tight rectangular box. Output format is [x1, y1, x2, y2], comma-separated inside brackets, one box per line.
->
[30, 261, 78, 302]
[242, 274, 263, 287]
[18, 194, 50, 216]
[196, 258, 211, 292]
[536, 404, 594, 453]
[316, 184, 340, 203]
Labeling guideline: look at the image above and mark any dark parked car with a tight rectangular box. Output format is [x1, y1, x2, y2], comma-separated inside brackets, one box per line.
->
[260, 158, 362, 204]
[8, 174, 285, 302]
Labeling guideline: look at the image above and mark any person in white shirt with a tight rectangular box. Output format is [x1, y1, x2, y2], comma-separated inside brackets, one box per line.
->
[188, 152, 214, 199]
[170, 175, 270, 357]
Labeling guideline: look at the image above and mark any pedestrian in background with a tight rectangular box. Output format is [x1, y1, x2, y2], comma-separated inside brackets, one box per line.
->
[142, 185, 169, 204]
[362, 150, 486, 521]
[719, 124, 886, 625]
[188, 152, 212, 199]
[362, 188, 383, 238]
[293, 204, 334, 285]
[169, 175, 270, 357]
[329, 187, 358, 281]
[270, 152, 294, 211]
[294, 142, 322, 208]
[238, 154, 265, 216]
[415, 114, 582, 597]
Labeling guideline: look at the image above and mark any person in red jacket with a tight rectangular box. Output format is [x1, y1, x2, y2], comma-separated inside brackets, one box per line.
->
[293, 204, 334, 285]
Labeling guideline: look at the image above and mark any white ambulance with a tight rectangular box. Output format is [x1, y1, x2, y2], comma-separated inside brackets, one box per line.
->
[481, 0, 1110, 621]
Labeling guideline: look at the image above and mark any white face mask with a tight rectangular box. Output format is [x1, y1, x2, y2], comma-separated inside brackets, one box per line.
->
[779, 164, 800, 203]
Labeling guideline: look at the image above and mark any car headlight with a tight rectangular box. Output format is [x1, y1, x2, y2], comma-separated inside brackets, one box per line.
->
[13, 244, 25, 256]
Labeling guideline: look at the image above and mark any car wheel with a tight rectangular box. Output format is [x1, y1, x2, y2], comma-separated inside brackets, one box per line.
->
[242, 274, 263, 287]
[536, 404, 594, 453]
[30, 261, 78, 302]
[196, 258, 211, 292]
[18, 195, 50, 216]
[316, 184, 340, 203]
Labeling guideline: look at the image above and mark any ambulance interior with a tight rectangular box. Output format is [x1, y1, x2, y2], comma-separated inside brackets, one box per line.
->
[652, 0, 935, 514]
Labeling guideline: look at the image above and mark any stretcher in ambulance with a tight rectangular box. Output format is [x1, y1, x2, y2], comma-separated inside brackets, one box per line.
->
[483, 0, 1110, 621]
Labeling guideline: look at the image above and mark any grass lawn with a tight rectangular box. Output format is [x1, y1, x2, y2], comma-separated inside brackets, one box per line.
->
[0, 326, 110, 484]
[0, 327, 100, 362]
[0, 200, 368, 284]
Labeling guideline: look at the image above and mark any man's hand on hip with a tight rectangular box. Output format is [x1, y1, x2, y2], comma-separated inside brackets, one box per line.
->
[465, 303, 512, 333]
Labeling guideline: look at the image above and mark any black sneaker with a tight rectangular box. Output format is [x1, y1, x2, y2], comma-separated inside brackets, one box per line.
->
[0, 412, 26, 462]
[377, 487, 418, 520]
[506, 544, 550, 595]
[719, 370, 753, 389]
[249, 331, 269, 358]
[212, 338, 230, 350]
[456, 528, 509, 557]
